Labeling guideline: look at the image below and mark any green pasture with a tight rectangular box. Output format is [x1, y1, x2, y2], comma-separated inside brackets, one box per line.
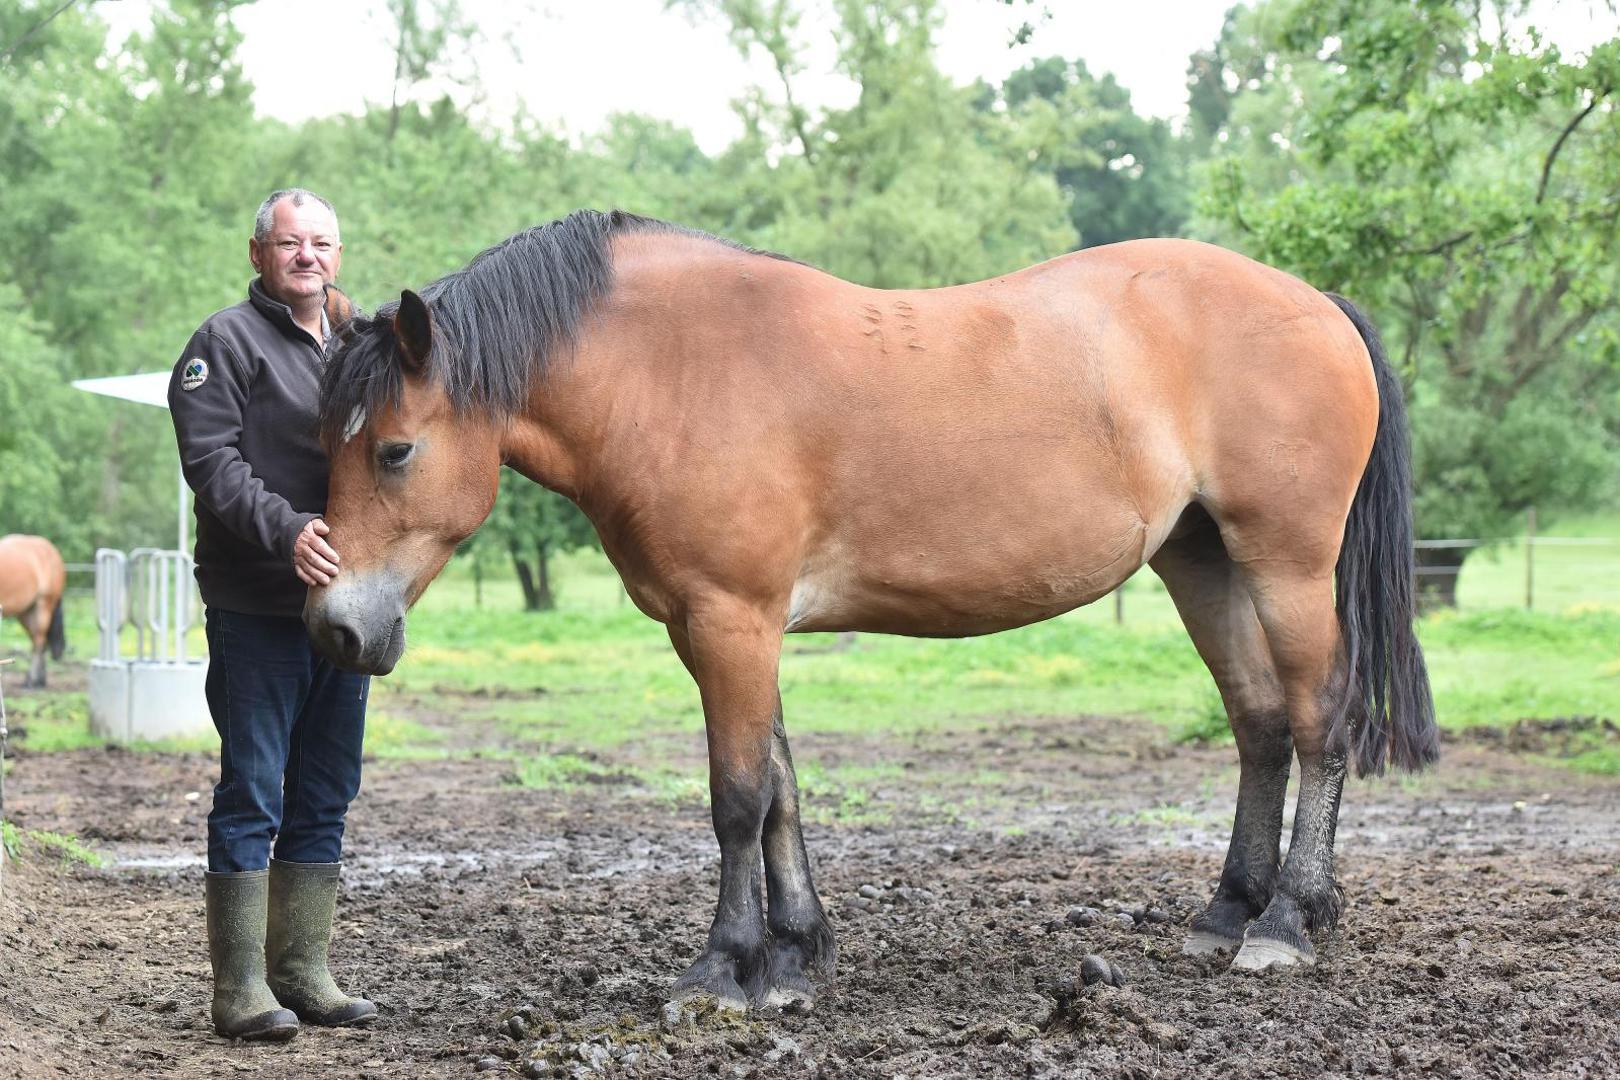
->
[4, 512, 1617, 778]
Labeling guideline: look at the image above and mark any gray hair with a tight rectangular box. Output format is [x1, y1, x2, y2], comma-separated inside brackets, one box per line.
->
[254, 188, 339, 243]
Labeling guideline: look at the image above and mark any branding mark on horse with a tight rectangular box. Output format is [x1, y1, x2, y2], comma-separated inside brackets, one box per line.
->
[1267, 441, 1310, 481]
[181, 358, 209, 391]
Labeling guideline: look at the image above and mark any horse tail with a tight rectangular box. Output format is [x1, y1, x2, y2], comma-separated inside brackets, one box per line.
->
[47, 597, 66, 660]
[1324, 292, 1439, 777]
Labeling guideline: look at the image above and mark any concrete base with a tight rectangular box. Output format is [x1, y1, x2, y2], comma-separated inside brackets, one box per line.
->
[89, 660, 211, 743]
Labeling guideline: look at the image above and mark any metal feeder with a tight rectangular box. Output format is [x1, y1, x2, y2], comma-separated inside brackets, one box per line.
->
[88, 548, 210, 743]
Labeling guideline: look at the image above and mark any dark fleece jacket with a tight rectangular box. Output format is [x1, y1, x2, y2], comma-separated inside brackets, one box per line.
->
[168, 279, 329, 617]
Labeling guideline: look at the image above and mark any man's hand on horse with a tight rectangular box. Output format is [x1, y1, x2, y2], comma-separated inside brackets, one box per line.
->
[294, 518, 340, 587]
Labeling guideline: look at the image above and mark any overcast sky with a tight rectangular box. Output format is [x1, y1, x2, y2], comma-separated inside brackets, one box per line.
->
[95, 0, 1236, 151]
[96, 0, 1615, 153]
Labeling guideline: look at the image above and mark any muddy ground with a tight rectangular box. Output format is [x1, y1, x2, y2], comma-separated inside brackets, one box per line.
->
[2, 669, 1619, 1078]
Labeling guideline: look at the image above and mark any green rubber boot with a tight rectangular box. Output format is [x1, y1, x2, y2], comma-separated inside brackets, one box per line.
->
[205, 871, 300, 1041]
[265, 859, 378, 1026]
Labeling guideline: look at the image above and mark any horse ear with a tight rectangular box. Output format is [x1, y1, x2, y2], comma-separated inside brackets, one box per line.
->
[323, 283, 358, 346]
[394, 289, 432, 374]
[323, 282, 354, 326]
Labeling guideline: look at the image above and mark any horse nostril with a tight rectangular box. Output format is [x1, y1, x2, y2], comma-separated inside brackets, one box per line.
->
[331, 619, 362, 660]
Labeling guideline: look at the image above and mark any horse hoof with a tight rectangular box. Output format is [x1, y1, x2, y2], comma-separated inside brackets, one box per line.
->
[670, 959, 750, 1013]
[763, 976, 816, 1012]
[670, 984, 749, 1013]
[1182, 931, 1242, 957]
[1230, 936, 1314, 972]
[763, 986, 814, 1011]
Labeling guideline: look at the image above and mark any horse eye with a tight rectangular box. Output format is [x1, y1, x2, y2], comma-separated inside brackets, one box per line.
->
[377, 442, 414, 471]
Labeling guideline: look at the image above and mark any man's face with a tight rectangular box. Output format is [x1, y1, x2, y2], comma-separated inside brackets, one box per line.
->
[249, 198, 342, 307]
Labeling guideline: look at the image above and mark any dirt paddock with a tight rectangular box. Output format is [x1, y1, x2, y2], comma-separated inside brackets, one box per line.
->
[2, 683, 1618, 1078]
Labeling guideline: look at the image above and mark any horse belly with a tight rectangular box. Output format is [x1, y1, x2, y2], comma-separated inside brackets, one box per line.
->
[784, 512, 1148, 638]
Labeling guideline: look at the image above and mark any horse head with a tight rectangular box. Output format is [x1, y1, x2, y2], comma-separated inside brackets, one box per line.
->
[304, 289, 503, 675]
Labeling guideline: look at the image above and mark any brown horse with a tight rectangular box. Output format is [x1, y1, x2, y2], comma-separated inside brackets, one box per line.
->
[305, 211, 1437, 1007]
[0, 535, 67, 689]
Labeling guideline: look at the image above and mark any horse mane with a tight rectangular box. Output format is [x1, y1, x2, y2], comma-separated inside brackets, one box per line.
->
[318, 209, 786, 450]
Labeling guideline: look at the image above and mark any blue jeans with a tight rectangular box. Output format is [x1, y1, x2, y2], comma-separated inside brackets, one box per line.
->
[205, 608, 369, 873]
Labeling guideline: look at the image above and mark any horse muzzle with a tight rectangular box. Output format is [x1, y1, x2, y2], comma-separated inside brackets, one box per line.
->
[304, 572, 409, 675]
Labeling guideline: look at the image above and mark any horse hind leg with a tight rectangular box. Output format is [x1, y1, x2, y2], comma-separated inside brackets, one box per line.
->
[1227, 554, 1351, 972]
[1150, 512, 1291, 956]
[21, 604, 50, 688]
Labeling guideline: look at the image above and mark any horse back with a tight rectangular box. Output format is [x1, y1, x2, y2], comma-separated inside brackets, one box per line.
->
[779, 241, 1377, 607]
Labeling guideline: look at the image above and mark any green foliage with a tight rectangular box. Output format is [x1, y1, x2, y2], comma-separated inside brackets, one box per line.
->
[1194, 0, 1620, 543]
[1411, 389, 1614, 538]
[0, 284, 100, 550]
[471, 469, 600, 611]
[1, 0, 1614, 604]
[676, 0, 1077, 283]
[997, 56, 1190, 247]
[0, 1, 262, 556]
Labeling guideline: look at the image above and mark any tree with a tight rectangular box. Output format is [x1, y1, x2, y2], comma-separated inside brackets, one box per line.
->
[997, 56, 1190, 248]
[475, 470, 600, 611]
[375, 0, 480, 146]
[1194, 0, 1620, 603]
[0, 0, 1106, 608]
[0, 283, 92, 551]
[672, 0, 1079, 284]
[0, 0, 262, 557]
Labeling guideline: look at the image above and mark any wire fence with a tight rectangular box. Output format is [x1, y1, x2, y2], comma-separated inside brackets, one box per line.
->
[1414, 539, 1616, 612]
[1109, 508, 1618, 624]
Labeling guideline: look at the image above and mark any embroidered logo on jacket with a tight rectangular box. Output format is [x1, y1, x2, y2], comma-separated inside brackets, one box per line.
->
[181, 358, 209, 391]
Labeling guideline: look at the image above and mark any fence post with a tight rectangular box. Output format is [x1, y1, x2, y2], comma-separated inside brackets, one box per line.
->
[1525, 506, 1536, 611]
[1114, 585, 1124, 625]
[1, 626, 8, 894]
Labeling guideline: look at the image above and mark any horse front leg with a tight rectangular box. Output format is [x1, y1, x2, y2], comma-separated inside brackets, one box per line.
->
[668, 608, 788, 1010]
[760, 698, 835, 1007]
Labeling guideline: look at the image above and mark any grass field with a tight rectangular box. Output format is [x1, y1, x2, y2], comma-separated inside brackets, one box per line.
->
[6, 511, 1618, 774]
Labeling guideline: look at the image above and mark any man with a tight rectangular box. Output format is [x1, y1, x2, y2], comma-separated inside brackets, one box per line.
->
[169, 189, 376, 1041]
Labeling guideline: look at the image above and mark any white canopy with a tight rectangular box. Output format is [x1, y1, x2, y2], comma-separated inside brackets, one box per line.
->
[72, 371, 173, 410]
[73, 371, 186, 552]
